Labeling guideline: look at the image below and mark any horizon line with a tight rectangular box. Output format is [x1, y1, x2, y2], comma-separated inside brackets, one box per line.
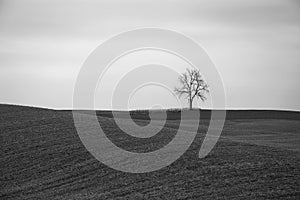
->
[1, 102, 300, 113]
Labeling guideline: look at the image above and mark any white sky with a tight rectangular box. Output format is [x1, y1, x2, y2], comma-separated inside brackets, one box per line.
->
[0, 0, 300, 110]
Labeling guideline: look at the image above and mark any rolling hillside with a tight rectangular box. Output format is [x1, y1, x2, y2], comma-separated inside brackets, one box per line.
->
[1, 104, 300, 199]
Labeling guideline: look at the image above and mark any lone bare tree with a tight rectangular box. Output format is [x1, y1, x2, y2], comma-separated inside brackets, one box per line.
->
[174, 68, 209, 110]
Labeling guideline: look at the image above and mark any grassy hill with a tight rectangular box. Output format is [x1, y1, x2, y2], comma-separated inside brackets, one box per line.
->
[1, 104, 300, 199]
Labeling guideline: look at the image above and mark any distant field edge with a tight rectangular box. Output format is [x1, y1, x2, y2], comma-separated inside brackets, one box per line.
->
[1, 103, 300, 120]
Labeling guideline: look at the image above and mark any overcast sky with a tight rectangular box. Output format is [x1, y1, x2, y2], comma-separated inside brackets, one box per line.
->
[0, 0, 300, 110]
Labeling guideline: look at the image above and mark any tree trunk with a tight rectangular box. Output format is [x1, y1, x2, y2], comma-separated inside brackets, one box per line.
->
[189, 99, 193, 110]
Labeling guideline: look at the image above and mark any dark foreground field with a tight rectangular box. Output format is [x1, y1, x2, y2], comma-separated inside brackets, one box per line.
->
[1, 104, 300, 199]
